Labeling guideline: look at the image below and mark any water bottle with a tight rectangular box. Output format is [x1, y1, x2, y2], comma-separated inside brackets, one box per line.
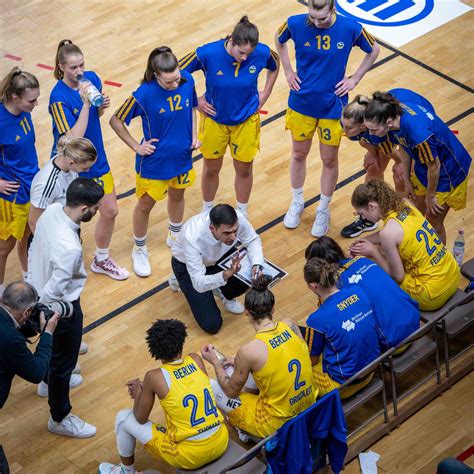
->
[77, 74, 104, 107]
[452, 229, 465, 267]
[213, 347, 234, 377]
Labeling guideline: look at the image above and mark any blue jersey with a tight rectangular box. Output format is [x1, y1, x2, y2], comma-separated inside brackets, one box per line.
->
[339, 257, 420, 350]
[277, 14, 375, 119]
[114, 72, 197, 180]
[49, 71, 110, 179]
[347, 129, 394, 156]
[306, 286, 380, 384]
[0, 104, 39, 204]
[387, 88, 471, 191]
[179, 39, 278, 126]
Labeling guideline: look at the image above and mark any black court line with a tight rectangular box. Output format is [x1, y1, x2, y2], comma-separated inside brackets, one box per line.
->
[296, 0, 473, 94]
[115, 51, 399, 201]
[83, 104, 472, 335]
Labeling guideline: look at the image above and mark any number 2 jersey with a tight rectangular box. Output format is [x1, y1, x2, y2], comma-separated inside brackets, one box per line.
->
[114, 71, 197, 180]
[0, 104, 39, 204]
[277, 14, 375, 119]
[252, 322, 315, 420]
[158, 355, 225, 443]
[383, 204, 459, 299]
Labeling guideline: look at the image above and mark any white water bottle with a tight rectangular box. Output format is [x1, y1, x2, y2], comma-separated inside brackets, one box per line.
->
[452, 229, 465, 267]
[77, 74, 104, 107]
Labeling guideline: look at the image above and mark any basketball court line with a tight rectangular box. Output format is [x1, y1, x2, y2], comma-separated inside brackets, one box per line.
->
[83, 105, 472, 335]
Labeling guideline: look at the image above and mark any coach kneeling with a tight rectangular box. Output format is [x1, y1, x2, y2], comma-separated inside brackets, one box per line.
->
[0, 282, 58, 408]
[171, 204, 264, 334]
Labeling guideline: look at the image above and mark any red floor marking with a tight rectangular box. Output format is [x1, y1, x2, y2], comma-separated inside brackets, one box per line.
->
[104, 80, 122, 88]
[4, 53, 22, 61]
[457, 445, 474, 463]
[259, 110, 269, 115]
[451, 130, 459, 134]
[36, 63, 54, 71]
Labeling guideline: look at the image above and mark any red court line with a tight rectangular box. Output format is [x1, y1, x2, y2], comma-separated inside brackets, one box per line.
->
[457, 445, 474, 463]
[36, 63, 54, 71]
[259, 110, 269, 115]
[451, 130, 459, 134]
[104, 80, 122, 87]
[4, 53, 22, 61]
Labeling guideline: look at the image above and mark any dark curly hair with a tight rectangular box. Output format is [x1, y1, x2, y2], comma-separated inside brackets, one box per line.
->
[146, 319, 187, 362]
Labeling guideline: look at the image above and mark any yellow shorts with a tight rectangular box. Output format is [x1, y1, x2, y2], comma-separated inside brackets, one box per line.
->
[0, 200, 30, 241]
[227, 392, 290, 439]
[285, 108, 343, 146]
[144, 423, 228, 470]
[136, 169, 195, 202]
[411, 174, 468, 211]
[401, 271, 460, 311]
[92, 171, 115, 195]
[199, 113, 260, 163]
[312, 359, 373, 400]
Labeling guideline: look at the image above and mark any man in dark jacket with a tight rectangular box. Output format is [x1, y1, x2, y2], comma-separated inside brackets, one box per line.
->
[0, 281, 58, 408]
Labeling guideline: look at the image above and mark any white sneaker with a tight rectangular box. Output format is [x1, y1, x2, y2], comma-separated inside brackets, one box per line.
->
[311, 208, 330, 237]
[73, 362, 81, 375]
[48, 413, 96, 438]
[166, 231, 178, 248]
[213, 288, 244, 314]
[79, 341, 88, 355]
[132, 246, 151, 277]
[237, 428, 251, 443]
[38, 374, 83, 397]
[283, 200, 304, 229]
[168, 273, 180, 292]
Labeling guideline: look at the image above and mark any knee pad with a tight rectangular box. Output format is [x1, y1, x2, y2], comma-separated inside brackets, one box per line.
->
[115, 408, 133, 433]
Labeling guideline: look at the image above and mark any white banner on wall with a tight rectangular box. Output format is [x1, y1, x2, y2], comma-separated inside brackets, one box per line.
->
[336, 0, 472, 47]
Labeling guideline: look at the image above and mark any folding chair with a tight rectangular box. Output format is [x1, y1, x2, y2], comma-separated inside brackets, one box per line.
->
[385, 318, 442, 417]
[419, 289, 474, 377]
[340, 349, 394, 436]
[175, 437, 269, 474]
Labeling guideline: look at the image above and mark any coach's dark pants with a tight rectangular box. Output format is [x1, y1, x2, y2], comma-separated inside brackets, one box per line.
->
[171, 257, 248, 334]
[43, 299, 83, 422]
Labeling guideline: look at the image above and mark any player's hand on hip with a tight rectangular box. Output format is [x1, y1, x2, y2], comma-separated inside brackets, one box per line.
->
[0, 179, 20, 196]
[136, 138, 159, 156]
[335, 76, 357, 96]
[198, 95, 216, 117]
[285, 70, 301, 91]
[191, 137, 202, 150]
[425, 195, 444, 216]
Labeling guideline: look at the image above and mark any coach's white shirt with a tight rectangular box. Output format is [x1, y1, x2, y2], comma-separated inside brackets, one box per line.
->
[172, 210, 264, 293]
[27, 203, 87, 303]
[30, 157, 78, 209]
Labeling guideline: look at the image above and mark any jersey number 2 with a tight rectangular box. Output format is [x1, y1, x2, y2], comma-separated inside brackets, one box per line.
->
[182, 388, 218, 427]
[288, 359, 306, 391]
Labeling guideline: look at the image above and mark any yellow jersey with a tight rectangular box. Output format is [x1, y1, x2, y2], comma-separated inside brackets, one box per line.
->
[384, 205, 460, 300]
[160, 355, 224, 443]
[253, 321, 316, 420]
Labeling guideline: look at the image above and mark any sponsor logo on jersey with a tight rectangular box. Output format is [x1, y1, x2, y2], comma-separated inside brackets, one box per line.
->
[304, 41, 311, 47]
[159, 108, 165, 113]
[342, 320, 356, 332]
[216, 70, 224, 76]
[348, 274, 362, 284]
[249, 65, 256, 73]
[337, 42, 345, 49]
[15, 135, 21, 141]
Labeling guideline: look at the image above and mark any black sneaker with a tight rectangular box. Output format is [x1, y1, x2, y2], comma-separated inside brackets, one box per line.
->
[340, 217, 378, 238]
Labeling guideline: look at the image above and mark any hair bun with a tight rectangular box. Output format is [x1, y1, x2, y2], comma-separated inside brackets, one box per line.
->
[251, 273, 271, 292]
[239, 15, 250, 24]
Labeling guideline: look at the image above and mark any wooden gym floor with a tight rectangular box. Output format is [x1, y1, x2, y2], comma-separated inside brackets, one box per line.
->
[1, 1, 473, 472]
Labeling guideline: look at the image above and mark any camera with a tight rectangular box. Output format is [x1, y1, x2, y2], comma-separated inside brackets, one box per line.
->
[22, 301, 74, 335]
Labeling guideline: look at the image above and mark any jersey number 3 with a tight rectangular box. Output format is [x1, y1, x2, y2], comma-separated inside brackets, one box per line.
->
[182, 388, 218, 427]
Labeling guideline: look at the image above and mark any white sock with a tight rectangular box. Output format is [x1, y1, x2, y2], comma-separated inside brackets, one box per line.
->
[202, 200, 214, 212]
[168, 221, 182, 238]
[133, 235, 147, 249]
[318, 193, 332, 211]
[291, 187, 304, 203]
[95, 248, 109, 262]
[236, 201, 248, 216]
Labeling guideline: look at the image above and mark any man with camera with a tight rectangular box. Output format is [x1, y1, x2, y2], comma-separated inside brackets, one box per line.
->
[27, 177, 103, 438]
[0, 281, 58, 409]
